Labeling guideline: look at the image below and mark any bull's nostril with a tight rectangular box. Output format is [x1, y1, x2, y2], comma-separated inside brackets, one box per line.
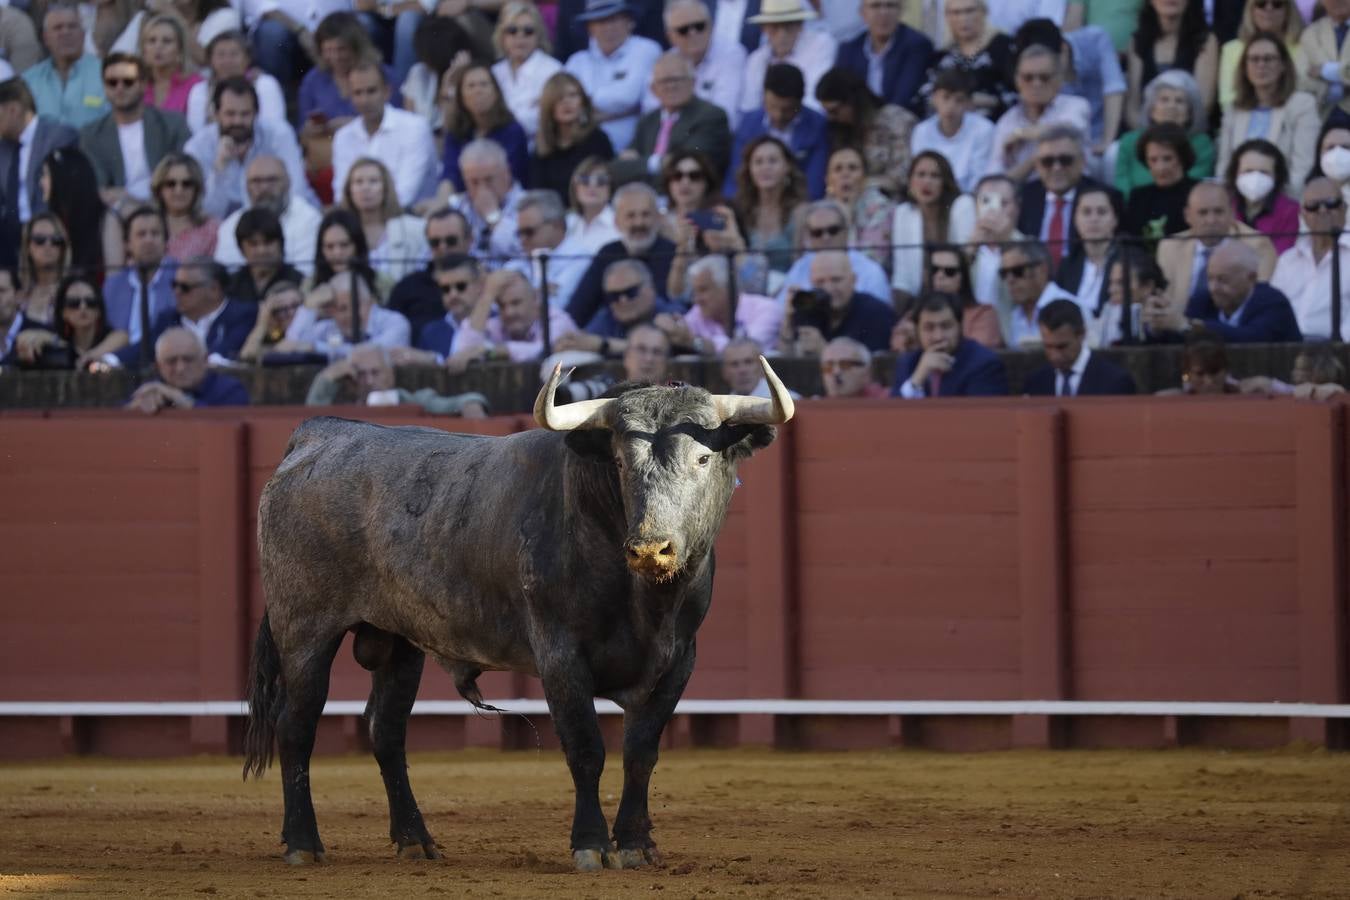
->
[658, 542, 674, 557]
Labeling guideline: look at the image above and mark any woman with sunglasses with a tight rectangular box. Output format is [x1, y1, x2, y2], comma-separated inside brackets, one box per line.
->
[664, 150, 751, 300]
[1219, 0, 1304, 110]
[891, 150, 973, 299]
[1054, 185, 1123, 318]
[731, 135, 806, 291]
[17, 214, 73, 326]
[825, 145, 893, 272]
[152, 153, 219, 261]
[565, 156, 620, 253]
[11, 273, 126, 370]
[923, 243, 1002, 348]
[491, 1, 561, 141]
[531, 73, 614, 202]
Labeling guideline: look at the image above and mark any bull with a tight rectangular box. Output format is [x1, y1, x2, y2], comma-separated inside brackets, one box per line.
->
[242, 359, 794, 870]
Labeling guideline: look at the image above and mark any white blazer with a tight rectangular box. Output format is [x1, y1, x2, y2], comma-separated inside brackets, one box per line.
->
[890, 193, 976, 296]
[371, 215, 430, 283]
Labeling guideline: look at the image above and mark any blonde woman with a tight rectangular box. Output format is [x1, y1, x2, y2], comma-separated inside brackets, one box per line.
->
[529, 72, 614, 200]
[490, 1, 561, 140]
[140, 13, 203, 114]
[1216, 33, 1318, 194]
[1218, 0, 1304, 110]
[152, 152, 219, 260]
[342, 157, 429, 283]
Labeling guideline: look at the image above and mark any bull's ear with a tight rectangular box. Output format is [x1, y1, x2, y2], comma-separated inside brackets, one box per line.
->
[721, 424, 776, 462]
[564, 428, 614, 461]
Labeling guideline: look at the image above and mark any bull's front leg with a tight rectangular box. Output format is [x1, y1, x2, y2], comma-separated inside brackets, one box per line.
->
[611, 644, 696, 869]
[540, 663, 614, 871]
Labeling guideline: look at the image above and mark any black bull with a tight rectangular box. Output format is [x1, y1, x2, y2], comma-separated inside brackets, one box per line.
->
[243, 360, 794, 871]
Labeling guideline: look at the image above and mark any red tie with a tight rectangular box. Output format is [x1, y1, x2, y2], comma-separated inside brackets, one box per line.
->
[927, 372, 942, 397]
[1048, 195, 1067, 269]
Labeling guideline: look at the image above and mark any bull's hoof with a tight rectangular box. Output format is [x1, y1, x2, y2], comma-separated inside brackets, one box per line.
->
[283, 849, 326, 866]
[573, 849, 606, 872]
[614, 848, 648, 869]
[396, 841, 443, 860]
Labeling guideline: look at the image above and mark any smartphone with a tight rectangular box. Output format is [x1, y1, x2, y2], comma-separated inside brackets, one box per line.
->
[688, 209, 726, 232]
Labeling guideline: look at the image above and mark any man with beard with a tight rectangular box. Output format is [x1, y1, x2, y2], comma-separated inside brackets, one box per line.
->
[565, 182, 678, 329]
[184, 76, 312, 219]
[213, 155, 322, 276]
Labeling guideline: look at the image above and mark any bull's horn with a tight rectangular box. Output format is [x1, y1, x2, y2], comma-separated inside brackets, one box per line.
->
[534, 363, 612, 431]
[711, 356, 795, 425]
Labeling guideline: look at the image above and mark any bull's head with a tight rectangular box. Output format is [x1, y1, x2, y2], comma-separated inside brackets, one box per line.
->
[534, 358, 794, 583]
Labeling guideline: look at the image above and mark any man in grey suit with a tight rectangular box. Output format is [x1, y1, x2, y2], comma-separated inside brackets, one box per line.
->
[612, 50, 732, 186]
[79, 52, 190, 211]
[0, 76, 77, 268]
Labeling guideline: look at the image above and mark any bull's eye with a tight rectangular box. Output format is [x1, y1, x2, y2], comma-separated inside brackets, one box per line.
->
[697, 454, 711, 467]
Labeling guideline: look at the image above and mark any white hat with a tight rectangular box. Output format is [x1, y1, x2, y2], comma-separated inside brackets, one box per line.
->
[747, 0, 817, 25]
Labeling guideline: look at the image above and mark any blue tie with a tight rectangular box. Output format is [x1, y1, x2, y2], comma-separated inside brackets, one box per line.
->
[1337, 22, 1348, 52]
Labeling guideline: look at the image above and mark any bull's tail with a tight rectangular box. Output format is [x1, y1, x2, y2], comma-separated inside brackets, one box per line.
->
[242, 611, 284, 780]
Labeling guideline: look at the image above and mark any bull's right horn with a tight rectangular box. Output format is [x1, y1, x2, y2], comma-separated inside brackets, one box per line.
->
[711, 356, 795, 426]
[534, 363, 613, 431]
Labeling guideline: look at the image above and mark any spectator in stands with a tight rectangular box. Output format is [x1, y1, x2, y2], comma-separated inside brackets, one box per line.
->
[288, 273, 411, 360]
[141, 13, 204, 116]
[1271, 177, 1350, 341]
[1217, 35, 1317, 197]
[1023, 298, 1137, 396]
[306, 342, 490, 414]
[447, 138, 526, 263]
[1020, 126, 1120, 269]
[119, 256, 253, 365]
[1093, 243, 1166, 346]
[340, 157, 428, 283]
[0, 5, 40, 76]
[8, 272, 125, 370]
[1018, 17, 1126, 159]
[892, 292, 1009, 398]
[567, 182, 676, 330]
[818, 336, 886, 398]
[355, 0, 426, 87]
[105, 207, 177, 352]
[912, 69, 994, 195]
[1122, 122, 1197, 239]
[1126, 0, 1219, 129]
[614, 52, 731, 187]
[555, 258, 682, 355]
[186, 31, 288, 135]
[438, 63, 528, 195]
[1151, 239, 1302, 341]
[565, 156, 621, 253]
[16, 214, 73, 327]
[564, 0, 664, 152]
[488, 1, 560, 143]
[833, 0, 932, 115]
[665, 171, 753, 301]
[1242, 343, 1348, 398]
[529, 74, 615, 202]
[1296, 0, 1350, 119]
[241, 0, 322, 92]
[185, 77, 311, 221]
[152, 153, 220, 263]
[665, 254, 782, 355]
[1219, 0, 1304, 111]
[22, 3, 109, 130]
[892, 150, 974, 298]
[1226, 138, 1300, 255]
[1312, 120, 1350, 209]
[179, 0, 243, 64]
[309, 207, 386, 296]
[740, 0, 837, 117]
[924, 242, 1002, 348]
[781, 249, 896, 354]
[80, 54, 191, 213]
[40, 146, 115, 275]
[999, 240, 1080, 347]
[0, 78, 77, 269]
[777, 199, 891, 303]
[921, 0, 1017, 121]
[214, 155, 323, 276]
[454, 268, 577, 362]
[1056, 185, 1122, 316]
[660, 148, 722, 246]
[969, 174, 1028, 307]
[1154, 333, 1238, 394]
[730, 136, 806, 289]
[727, 63, 827, 201]
[411, 253, 481, 363]
[1115, 70, 1214, 200]
[125, 326, 248, 412]
[0, 267, 24, 365]
[814, 66, 914, 199]
[827, 146, 893, 273]
[658, 0, 745, 124]
[508, 190, 589, 312]
[1158, 181, 1278, 313]
[388, 208, 473, 341]
[719, 336, 799, 398]
[989, 45, 1092, 181]
[614, 323, 668, 383]
[334, 59, 438, 211]
[226, 208, 303, 304]
[299, 12, 391, 127]
[402, 16, 479, 133]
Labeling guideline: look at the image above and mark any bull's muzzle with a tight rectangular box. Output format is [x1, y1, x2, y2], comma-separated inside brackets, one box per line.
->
[625, 537, 679, 581]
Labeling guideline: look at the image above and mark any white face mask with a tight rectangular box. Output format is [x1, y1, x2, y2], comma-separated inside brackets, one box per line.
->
[1235, 170, 1275, 203]
[1322, 146, 1350, 182]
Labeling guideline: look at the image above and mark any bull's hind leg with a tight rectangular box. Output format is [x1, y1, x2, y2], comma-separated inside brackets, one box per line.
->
[277, 632, 345, 866]
[363, 630, 442, 860]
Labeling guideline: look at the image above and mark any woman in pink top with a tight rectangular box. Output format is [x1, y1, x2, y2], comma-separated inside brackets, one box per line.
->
[673, 254, 783, 355]
[153, 153, 219, 261]
[141, 13, 204, 115]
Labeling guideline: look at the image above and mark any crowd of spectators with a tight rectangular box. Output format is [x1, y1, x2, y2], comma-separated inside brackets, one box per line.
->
[1, 0, 1348, 413]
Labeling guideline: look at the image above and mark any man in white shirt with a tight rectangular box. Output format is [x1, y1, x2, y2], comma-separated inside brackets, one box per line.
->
[910, 68, 993, 193]
[1271, 177, 1350, 341]
[331, 58, 437, 208]
[215, 154, 323, 275]
[740, 0, 838, 115]
[649, 0, 746, 124]
[998, 240, 1078, 347]
[453, 268, 578, 362]
[508, 190, 589, 311]
[564, 0, 664, 152]
[450, 139, 525, 265]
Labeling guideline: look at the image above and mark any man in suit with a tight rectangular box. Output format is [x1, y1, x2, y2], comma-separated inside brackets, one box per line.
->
[79, 53, 190, 210]
[0, 76, 77, 267]
[613, 51, 732, 186]
[566, 182, 678, 330]
[1024, 299, 1136, 396]
[892, 292, 1009, 398]
[725, 63, 828, 198]
[833, 0, 933, 115]
[1156, 180, 1277, 315]
[117, 257, 255, 367]
[656, 0, 746, 124]
[125, 327, 249, 414]
[1146, 241, 1302, 343]
[1296, 0, 1350, 118]
[1016, 125, 1121, 270]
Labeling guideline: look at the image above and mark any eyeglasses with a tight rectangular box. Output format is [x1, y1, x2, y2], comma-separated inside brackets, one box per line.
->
[271, 302, 301, 315]
[103, 77, 139, 88]
[674, 20, 708, 35]
[670, 168, 705, 183]
[1037, 154, 1076, 170]
[171, 280, 204, 292]
[64, 294, 102, 310]
[654, 76, 692, 88]
[1018, 70, 1056, 84]
[1304, 197, 1345, 213]
[999, 262, 1040, 280]
[427, 235, 462, 249]
[504, 24, 536, 36]
[1245, 53, 1282, 66]
[821, 359, 866, 374]
[604, 284, 643, 303]
[30, 233, 67, 247]
[576, 173, 610, 188]
[1253, 0, 1286, 9]
[929, 264, 961, 278]
[161, 178, 196, 190]
[516, 225, 538, 241]
[439, 280, 473, 294]
[808, 223, 845, 240]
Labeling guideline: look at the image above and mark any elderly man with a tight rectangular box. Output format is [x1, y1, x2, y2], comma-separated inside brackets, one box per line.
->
[1147, 241, 1303, 343]
[987, 44, 1091, 180]
[388, 208, 474, 341]
[666, 254, 782, 354]
[1023, 299, 1136, 396]
[725, 62, 829, 198]
[820, 336, 887, 398]
[556, 259, 683, 356]
[739, 0, 837, 115]
[1016, 125, 1121, 269]
[0, 77, 76, 266]
[334, 59, 437, 208]
[104, 207, 178, 355]
[21, 2, 107, 129]
[214, 154, 323, 275]
[185, 77, 312, 220]
[117, 257, 255, 366]
[449, 139, 525, 263]
[564, 0, 664, 152]
[508, 190, 590, 311]
[719, 335, 803, 398]
[623, 323, 672, 383]
[834, 0, 933, 114]
[286, 275, 412, 360]
[997, 240, 1079, 347]
[453, 269, 578, 362]
[776, 199, 891, 303]
[306, 343, 489, 415]
[781, 249, 895, 354]
[653, 0, 747, 123]
[125, 327, 249, 413]
[1270, 177, 1350, 341]
[893, 292, 1008, 398]
[1157, 181, 1278, 314]
[615, 51, 731, 185]
[1015, 18, 1125, 158]
[566, 182, 678, 329]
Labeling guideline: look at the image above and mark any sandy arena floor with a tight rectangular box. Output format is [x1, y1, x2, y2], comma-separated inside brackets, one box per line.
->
[1, 747, 1348, 898]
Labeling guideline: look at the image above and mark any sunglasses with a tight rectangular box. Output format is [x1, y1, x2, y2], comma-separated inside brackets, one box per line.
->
[427, 236, 461, 249]
[439, 280, 473, 294]
[171, 280, 204, 292]
[30, 233, 66, 247]
[504, 24, 536, 36]
[1037, 154, 1076, 169]
[999, 262, 1041, 280]
[1304, 197, 1346, 212]
[821, 359, 866, 374]
[808, 223, 845, 240]
[64, 294, 102, 310]
[929, 264, 961, 278]
[271, 302, 301, 315]
[103, 77, 139, 88]
[604, 284, 643, 304]
[1253, 0, 1286, 8]
[674, 20, 708, 36]
[670, 169, 705, 183]
[1018, 70, 1056, 84]
[576, 173, 610, 187]
[162, 178, 196, 190]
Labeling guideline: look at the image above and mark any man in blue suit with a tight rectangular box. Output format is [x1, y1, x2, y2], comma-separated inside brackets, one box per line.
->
[1157, 241, 1303, 344]
[892, 293, 1009, 398]
[116, 257, 255, 367]
[725, 63, 828, 198]
[833, 0, 933, 115]
[126, 327, 249, 413]
[1023, 299, 1136, 396]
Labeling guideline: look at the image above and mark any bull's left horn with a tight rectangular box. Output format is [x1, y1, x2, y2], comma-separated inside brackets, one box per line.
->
[711, 356, 795, 425]
[534, 363, 613, 431]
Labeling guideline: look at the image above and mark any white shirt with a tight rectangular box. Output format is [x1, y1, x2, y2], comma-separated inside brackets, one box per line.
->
[492, 50, 562, 139]
[712, 0, 749, 57]
[185, 118, 315, 219]
[1009, 281, 1080, 347]
[565, 35, 664, 152]
[185, 72, 288, 134]
[288, 304, 412, 360]
[180, 298, 227, 350]
[1270, 233, 1350, 341]
[1070, 258, 1105, 317]
[644, 39, 747, 124]
[369, 214, 430, 282]
[1053, 343, 1092, 397]
[740, 28, 839, 116]
[565, 207, 620, 253]
[0, 59, 13, 81]
[987, 94, 1092, 176]
[117, 118, 152, 201]
[506, 230, 590, 310]
[910, 112, 994, 194]
[215, 195, 323, 275]
[16, 114, 37, 222]
[332, 105, 438, 208]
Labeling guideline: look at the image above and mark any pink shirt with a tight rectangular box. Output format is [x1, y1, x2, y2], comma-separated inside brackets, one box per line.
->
[683, 293, 782, 353]
[454, 308, 578, 361]
[146, 71, 204, 115]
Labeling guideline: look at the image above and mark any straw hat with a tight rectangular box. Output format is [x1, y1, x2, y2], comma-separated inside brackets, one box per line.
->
[747, 0, 817, 25]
